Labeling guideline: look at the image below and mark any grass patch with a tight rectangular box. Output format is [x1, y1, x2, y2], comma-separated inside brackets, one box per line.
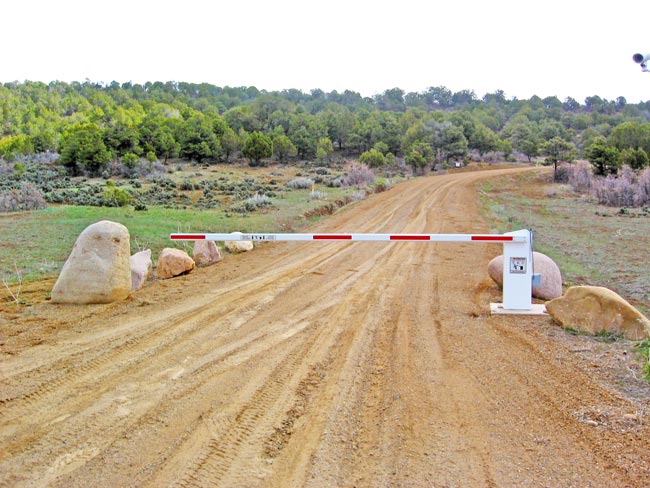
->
[563, 326, 583, 336]
[594, 329, 625, 343]
[0, 163, 360, 283]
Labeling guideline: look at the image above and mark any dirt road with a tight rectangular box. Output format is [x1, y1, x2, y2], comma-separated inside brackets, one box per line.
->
[1, 168, 648, 487]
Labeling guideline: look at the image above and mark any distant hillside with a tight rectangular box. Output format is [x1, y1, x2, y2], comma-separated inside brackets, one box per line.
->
[1, 81, 649, 173]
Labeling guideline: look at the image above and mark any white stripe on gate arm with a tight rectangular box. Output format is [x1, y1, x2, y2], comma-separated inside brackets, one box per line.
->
[168, 229, 538, 314]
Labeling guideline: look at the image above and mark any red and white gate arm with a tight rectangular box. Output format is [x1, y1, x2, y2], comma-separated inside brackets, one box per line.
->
[169, 229, 534, 311]
[169, 232, 528, 243]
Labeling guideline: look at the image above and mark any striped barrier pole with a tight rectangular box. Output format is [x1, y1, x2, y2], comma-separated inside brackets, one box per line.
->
[170, 229, 535, 312]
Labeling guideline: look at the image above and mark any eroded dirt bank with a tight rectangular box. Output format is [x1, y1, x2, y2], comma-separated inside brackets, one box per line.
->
[1, 168, 648, 487]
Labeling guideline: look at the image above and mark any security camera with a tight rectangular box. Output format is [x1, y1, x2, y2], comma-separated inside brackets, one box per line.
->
[633, 53, 650, 72]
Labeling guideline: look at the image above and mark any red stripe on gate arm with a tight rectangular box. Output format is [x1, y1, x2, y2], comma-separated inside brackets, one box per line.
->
[171, 234, 206, 240]
[390, 235, 431, 241]
[471, 235, 513, 241]
[313, 235, 352, 240]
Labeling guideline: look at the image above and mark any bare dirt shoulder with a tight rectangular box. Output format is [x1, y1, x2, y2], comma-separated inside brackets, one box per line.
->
[1, 167, 648, 487]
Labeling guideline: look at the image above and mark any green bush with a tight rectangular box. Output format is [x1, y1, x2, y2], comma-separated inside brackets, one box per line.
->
[359, 148, 386, 168]
[121, 152, 140, 170]
[13, 163, 25, 176]
[102, 184, 132, 207]
[179, 179, 195, 191]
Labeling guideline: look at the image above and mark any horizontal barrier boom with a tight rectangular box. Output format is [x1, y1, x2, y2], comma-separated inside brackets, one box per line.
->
[169, 229, 538, 314]
[169, 232, 527, 243]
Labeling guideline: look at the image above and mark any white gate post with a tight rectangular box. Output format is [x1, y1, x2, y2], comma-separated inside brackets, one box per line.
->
[500, 229, 533, 310]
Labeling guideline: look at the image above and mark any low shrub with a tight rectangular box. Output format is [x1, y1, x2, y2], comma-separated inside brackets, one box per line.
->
[327, 177, 343, 188]
[309, 190, 327, 200]
[566, 164, 650, 208]
[179, 179, 195, 191]
[286, 177, 314, 189]
[232, 193, 272, 213]
[373, 178, 392, 193]
[0, 183, 47, 212]
[102, 183, 132, 207]
[341, 162, 375, 188]
[568, 161, 594, 192]
[635, 168, 650, 206]
[594, 167, 636, 207]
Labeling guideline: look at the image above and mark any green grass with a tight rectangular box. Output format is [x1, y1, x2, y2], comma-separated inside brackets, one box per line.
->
[1, 156, 400, 284]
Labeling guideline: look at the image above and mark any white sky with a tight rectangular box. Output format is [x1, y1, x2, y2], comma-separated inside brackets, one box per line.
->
[2, 0, 650, 103]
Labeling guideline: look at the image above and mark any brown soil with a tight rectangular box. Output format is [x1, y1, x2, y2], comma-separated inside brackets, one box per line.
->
[1, 168, 649, 487]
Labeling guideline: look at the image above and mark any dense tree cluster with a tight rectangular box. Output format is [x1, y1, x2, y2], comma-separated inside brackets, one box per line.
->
[1, 80, 650, 176]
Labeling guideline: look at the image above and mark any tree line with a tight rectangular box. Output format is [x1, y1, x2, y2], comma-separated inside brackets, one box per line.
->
[1, 80, 650, 176]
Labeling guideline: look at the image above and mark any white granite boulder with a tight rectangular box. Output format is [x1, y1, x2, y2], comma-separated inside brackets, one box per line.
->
[130, 249, 152, 291]
[51, 220, 132, 304]
[157, 248, 195, 279]
[488, 251, 563, 300]
[224, 233, 254, 253]
[193, 240, 222, 267]
[546, 286, 650, 340]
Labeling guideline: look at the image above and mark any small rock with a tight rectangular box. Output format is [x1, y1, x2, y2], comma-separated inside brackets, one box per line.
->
[193, 240, 222, 267]
[130, 249, 152, 291]
[157, 248, 195, 279]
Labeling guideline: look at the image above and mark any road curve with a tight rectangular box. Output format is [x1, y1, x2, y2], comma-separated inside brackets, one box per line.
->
[1, 167, 648, 487]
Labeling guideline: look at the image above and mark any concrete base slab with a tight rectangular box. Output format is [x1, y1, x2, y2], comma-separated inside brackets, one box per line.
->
[490, 303, 548, 316]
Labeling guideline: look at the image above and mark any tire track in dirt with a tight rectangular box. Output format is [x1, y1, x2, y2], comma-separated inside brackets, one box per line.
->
[0, 241, 372, 418]
[0, 238, 397, 484]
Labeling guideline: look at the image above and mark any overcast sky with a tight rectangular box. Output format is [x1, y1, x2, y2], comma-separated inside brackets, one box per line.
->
[3, 0, 649, 103]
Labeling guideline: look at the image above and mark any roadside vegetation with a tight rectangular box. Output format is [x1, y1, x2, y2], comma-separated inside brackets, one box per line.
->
[0, 158, 400, 284]
[479, 167, 650, 314]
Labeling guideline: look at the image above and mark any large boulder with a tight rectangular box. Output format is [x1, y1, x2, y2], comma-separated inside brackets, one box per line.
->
[224, 233, 254, 253]
[157, 248, 195, 279]
[51, 220, 131, 304]
[130, 249, 152, 291]
[193, 240, 222, 267]
[546, 286, 650, 340]
[488, 251, 563, 300]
